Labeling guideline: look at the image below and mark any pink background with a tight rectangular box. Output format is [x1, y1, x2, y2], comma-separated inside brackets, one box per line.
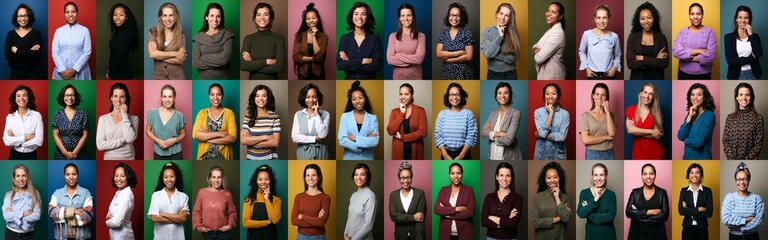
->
[671, 81, 720, 159]
[623, 160, 672, 240]
[142, 80, 193, 160]
[574, 0, 625, 80]
[286, 0, 337, 80]
[382, 160, 433, 240]
[575, 80, 625, 159]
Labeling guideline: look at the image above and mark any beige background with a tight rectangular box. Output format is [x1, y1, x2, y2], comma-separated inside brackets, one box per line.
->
[574, 161, 625, 240]
[718, 81, 768, 160]
[382, 81, 433, 160]
[239, 81, 290, 159]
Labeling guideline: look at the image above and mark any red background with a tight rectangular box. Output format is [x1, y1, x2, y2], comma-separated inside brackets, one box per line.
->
[95, 80, 145, 160]
[47, 0, 97, 79]
[526, 80, 577, 160]
[0, 80, 49, 159]
[95, 160, 145, 240]
[573, 0, 625, 80]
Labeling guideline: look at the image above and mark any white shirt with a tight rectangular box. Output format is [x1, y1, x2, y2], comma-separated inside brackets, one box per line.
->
[291, 109, 330, 143]
[449, 189, 459, 235]
[489, 112, 505, 160]
[737, 37, 753, 70]
[147, 188, 189, 240]
[107, 187, 134, 240]
[2, 110, 44, 153]
[399, 189, 413, 213]
[687, 184, 702, 226]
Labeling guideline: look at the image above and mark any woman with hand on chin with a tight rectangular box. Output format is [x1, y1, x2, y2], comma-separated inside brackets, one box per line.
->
[532, 2, 566, 80]
[721, 162, 764, 239]
[337, 2, 382, 80]
[577, 163, 616, 240]
[52, 84, 88, 160]
[434, 83, 477, 160]
[291, 83, 330, 160]
[578, 5, 621, 80]
[672, 3, 717, 80]
[52, 2, 92, 80]
[724, 6, 763, 80]
[146, 85, 186, 160]
[676, 83, 715, 160]
[97, 83, 139, 160]
[193, 166, 237, 240]
[192, 83, 237, 160]
[531, 161, 571, 239]
[148, 162, 189, 240]
[5, 4, 43, 79]
[344, 163, 376, 240]
[481, 162, 523, 240]
[386, 3, 426, 80]
[243, 165, 281, 239]
[626, 82, 664, 160]
[338, 81, 379, 160]
[481, 3, 521, 80]
[678, 163, 713, 240]
[579, 83, 616, 160]
[436, 3, 474, 80]
[106, 163, 137, 239]
[291, 164, 331, 240]
[533, 83, 569, 160]
[292, 3, 328, 80]
[241, 3, 285, 80]
[388, 161, 426, 239]
[626, 163, 668, 240]
[434, 163, 475, 240]
[387, 83, 428, 160]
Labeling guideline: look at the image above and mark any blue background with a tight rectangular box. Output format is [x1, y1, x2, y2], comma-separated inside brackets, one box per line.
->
[46, 160, 96, 240]
[623, 80, 672, 159]
[0, 0, 48, 79]
[383, 0, 432, 80]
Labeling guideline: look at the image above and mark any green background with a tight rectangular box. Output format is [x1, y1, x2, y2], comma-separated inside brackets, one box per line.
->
[238, 161, 288, 240]
[189, 161, 240, 240]
[335, 161, 384, 239]
[47, 81, 97, 160]
[190, 80, 241, 159]
[0, 161, 48, 240]
[191, 0, 241, 80]
[431, 160, 481, 240]
[143, 160, 193, 240]
[95, 0, 145, 80]
[335, 0, 385, 79]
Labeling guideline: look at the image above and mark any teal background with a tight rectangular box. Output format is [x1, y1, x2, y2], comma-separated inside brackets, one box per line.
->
[479, 81, 529, 160]
[47, 81, 97, 160]
[143, 161, 193, 240]
[190, 80, 241, 159]
[238, 161, 288, 240]
[718, 0, 768, 79]
[335, 0, 385, 79]
[191, 0, 240, 80]
[189, 161, 240, 240]
[430, 161, 481, 240]
[0, 161, 48, 240]
[334, 161, 384, 240]
[143, 0, 193, 79]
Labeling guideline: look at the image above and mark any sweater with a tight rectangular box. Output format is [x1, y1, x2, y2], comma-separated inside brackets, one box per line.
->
[676, 110, 715, 160]
[108, 26, 136, 79]
[96, 113, 139, 160]
[723, 109, 764, 160]
[672, 26, 718, 76]
[291, 192, 331, 236]
[149, 27, 185, 80]
[337, 32, 383, 79]
[4, 28, 43, 79]
[243, 190, 282, 239]
[576, 188, 616, 240]
[192, 189, 237, 231]
[481, 26, 517, 73]
[480, 191, 523, 239]
[344, 187, 376, 240]
[386, 32, 426, 79]
[531, 190, 571, 240]
[721, 192, 764, 236]
[434, 109, 477, 150]
[192, 29, 234, 79]
[240, 30, 286, 79]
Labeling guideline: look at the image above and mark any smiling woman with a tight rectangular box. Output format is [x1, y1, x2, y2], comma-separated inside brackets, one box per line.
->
[192, 166, 237, 240]
[49, 163, 95, 240]
[52, 2, 92, 80]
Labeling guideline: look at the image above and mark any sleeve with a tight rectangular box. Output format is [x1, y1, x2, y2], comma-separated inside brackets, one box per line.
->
[480, 195, 495, 228]
[533, 29, 565, 64]
[433, 188, 454, 216]
[751, 33, 763, 59]
[625, 190, 648, 220]
[481, 27, 503, 59]
[291, 112, 313, 143]
[3, 115, 23, 147]
[314, 33, 329, 62]
[306, 195, 331, 227]
[576, 189, 593, 219]
[317, 111, 330, 139]
[741, 196, 764, 232]
[354, 114, 380, 148]
[451, 187, 475, 220]
[4, 32, 13, 62]
[678, 188, 697, 217]
[578, 31, 590, 70]
[51, 29, 67, 73]
[2, 192, 21, 226]
[192, 110, 205, 140]
[336, 35, 359, 71]
[464, 111, 478, 147]
[697, 29, 717, 64]
[239, 36, 268, 72]
[498, 194, 523, 228]
[386, 34, 407, 67]
[549, 111, 569, 142]
[74, 192, 94, 226]
[22, 192, 41, 229]
[359, 35, 383, 73]
[556, 193, 572, 223]
[722, 115, 736, 159]
[646, 189, 669, 223]
[724, 33, 755, 67]
[337, 113, 360, 153]
[259, 35, 286, 74]
[200, 35, 233, 68]
[434, 112, 445, 148]
[390, 107, 427, 142]
[494, 109, 520, 146]
[351, 193, 376, 240]
[25, 113, 45, 148]
[626, 33, 643, 70]
[703, 188, 714, 219]
[721, 194, 745, 227]
[226, 192, 237, 228]
[749, 115, 764, 159]
[389, 191, 413, 224]
[673, 30, 693, 61]
[106, 191, 133, 228]
[681, 112, 715, 148]
[396, 33, 427, 65]
[267, 196, 282, 226]
[480, 111, 494, 140]
[191, 190, 203, 231]
[590, 191, 616, 224]
[290, 195, 306, 227]
[73, 27, 92, 73]
[191, 39, 204, 69]
[292, 34, 304, 63]
[147, 193, 159, 217]
[530, 195, 555, 229]
[49, 194, 65, 223]
[612, 34, 622, 70]
[386, 109, 404, 136]
[534, 109, 550, 139]
[646, 34, 670, 68]
[242, 199, 269, 228]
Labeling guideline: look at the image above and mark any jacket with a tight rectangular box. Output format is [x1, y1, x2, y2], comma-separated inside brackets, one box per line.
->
[678, 185, 713, 228]
[626, 186, 669, 224]
[724, 32, 763, 79]
[434, 184, 475, 240]
[481, 108, 522, 160]
[389, 188, 427, 240]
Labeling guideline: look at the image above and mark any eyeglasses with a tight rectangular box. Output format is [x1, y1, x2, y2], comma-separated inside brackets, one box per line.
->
[736, 178, 749, 182]
[399, 176, 412, 180]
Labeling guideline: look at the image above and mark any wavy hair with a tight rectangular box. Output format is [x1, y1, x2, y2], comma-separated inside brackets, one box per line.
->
[154, 162, 184, 192]
[631, 2, 662, 33]
[536, 161, 567, 193]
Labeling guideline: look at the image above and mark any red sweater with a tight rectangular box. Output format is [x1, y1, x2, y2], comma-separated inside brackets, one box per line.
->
[291, 192, 331, 236]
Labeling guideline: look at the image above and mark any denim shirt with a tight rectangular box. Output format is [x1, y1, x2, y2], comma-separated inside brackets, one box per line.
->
[3, 191, 42, 233]
[48, 185, 94, 240]
[534, 105, 570, 160]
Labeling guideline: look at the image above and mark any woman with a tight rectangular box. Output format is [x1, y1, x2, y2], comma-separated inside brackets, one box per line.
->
[148, 2, 186, 80]
[243, 165, 282, 239]
[578, 5, 621, 80]
[52, 84, 88, 160]
[4, 4, 42, 79]
[579, 83, 616, 160]
[107, 3, 138, 80]
[387, 83, 428, 160]
[344, 163, 376, 240]
[577, 163, 616, 240]
[435, 82, 477, 160]
[192, 83, 237, 160]
[96, 83, 139, 160]
[531, 161, 571, 240]
[626, 163, 669, 240]
[106, 162, 137, 239]
[626, 2, 669, 80]
[481, 82, 522, 160]
[146, 84, 186, 160]
[2, 164, 41, 240]
[625, 82, 664, 160]
[672, 3, 717, 80]
[337, 2, 382, 80]
[52, 2, 92, 80]
[534, 83, 569, 160]
[291, 164, 331, 239]
[676, 83, 716, 160]
[192, 3, 234, 80]
[724, 5, 763, 80]
[533, 2, 566, 80]
[241, 2, 285, 80]
[723, 83, 764, 160]
[678, 163, 713, 240]
[436, 3, 474, 80]
[481, 162, 523, 240]
[338, 80, 380, 160]
[291, 83, 330, 160]
[388, 161, 426, 239]
[387, 3, 426, 80]
[193, 166, 237, 239]
[3, 85, 43, 160]
[241, 84, 281, 160]
[292, 3, 328, 80]
[481, 3, 521, 80]
[148, 162, 189, 239]
[48, 163, 94, 240]
[435, 163, 475, 240]
[722, 162, 764, 239]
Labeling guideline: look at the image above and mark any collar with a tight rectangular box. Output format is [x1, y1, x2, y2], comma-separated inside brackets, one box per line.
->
[687, 184, 703, 192]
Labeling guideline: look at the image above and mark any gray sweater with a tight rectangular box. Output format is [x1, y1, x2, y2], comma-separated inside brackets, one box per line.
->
[96, 113, 139, 160]
[345, 187, 376, 240]
[480, 26, 517, 72]
[192, 29, 234, 79]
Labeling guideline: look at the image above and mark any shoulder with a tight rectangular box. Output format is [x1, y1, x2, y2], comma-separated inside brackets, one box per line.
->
[461, 108, 475, 117]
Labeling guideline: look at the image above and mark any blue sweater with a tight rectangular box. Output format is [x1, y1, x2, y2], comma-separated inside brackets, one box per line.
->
[677, 110, 715, 160]
[434, 108, 477, 150]
[721, 192, 764, 235]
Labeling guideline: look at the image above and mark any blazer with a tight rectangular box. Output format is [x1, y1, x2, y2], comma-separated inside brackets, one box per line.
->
[389, 188, 427, 240]
[533, 22, 566, 80]
[338, 111, 380, 160]
[434, 184, 475, 240]
[677, 185, 713, 229]
[481, 108, 522, 160]
[626, 31, 669, 80]
[724, 32, 763, 79]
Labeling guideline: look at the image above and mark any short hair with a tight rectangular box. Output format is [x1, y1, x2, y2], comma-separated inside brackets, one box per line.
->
[346, 2, 376, 33]
[494, 162, 515, 191]
[631, 2, 662, 33]
[732, 6, 752, 34]
[154, 162, 184, 192]
[108, 83, 131, 113]
[733, 82, 756, 113]
[590, 83, 609, 111]
[64, 2, 78, 13]
[494, 82, 513, 105]
[443, 82, 468, 108]
[641, 163, 656, 175]
[57, 84, 81, 107]
[8, 85, 36, 114]
[112, 162, 138, 188]
[685, 163, 703, 180]
[344, 80, 373, 113]
[208, 83, 224, 96]
[253, 2, 275, 30]
[200, 3, 225, 33]
[298, 83, 324, 108]
[303, 164, 324, 192]
[443, 2, 469, 28]
[536, 161, 567, 193]
[542, 83, 561, 100]
[689, 3, 703, 14]
[351, 163, 372, 187]
[247, 164, 277, 203]
[11, 3, 35, 28]
[64, 163, 79, 174]
[207, 166, 229, 190]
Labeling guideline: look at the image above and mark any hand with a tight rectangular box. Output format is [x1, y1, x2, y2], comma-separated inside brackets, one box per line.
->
[581, 200, 588, 207]
[692, 56, 700, 62]
[651, 128, 663, 139]
[219, 225, 231, 232]
[24, 210, 33, 217]
[488, 215, 501, 225]
[682, 201, 687, 208]
[61, 69, 76, 80]
[395, 132, 402, 139]
[266, 59, 277, 65]
[455, 206, 467, 213]
[200, 227, 210, 232]
[586, 68, 595, 77]
[455, 152, 465, 160]
[347, 134, 356, 142]
[601, 101, 611, 112]
[73, 209, 84, 215]
[746, 216, 755, 223]
[607, 67, 617, 77]
[594, 187, 605, 201]
[745, 24, 753, 35]
[686, 103, 698, 123]
[414, 212, 424, 222]
[631, 204, 637, 210]
[690, 48, 706, 56]
[318, 209, 326, 218]
[23, 133, 34, 141]
[344, 233, 351, 240]
[493, 131, 506, 139]
[31, 44, 40, 51]
[635, 55, 644, 61]
[263, 187, 271, 199]
[297, 213, 303, 219]
[176, 48, 187, 61]
[399, 103, 406, 114]
[65, 151, 75, 160]
[656, 47, 668, 59]
[3, 207, 10, 212]
[118, 104, 128, 114]
[310, 104, 320, 116]
[510, 208, 518, 218]
[497, 25, 505, 37]
[368, 132, 378, 137]
[242, 51, 252, 61]
[532, 47, 541, 55]
[441, 151, 454, 160]
[339, 51, 349, 61]
[362, 58, 373, 65]
[546, 103, 555, 114]
[310, 27, 318, 36]
[697, 207, 706, 212]
[552, 216, 561, 223]
[6, 130, 14, 137]
[11, 46, 18, 53]
[550, 186, 560, 198]
[647, 209, 661, 215]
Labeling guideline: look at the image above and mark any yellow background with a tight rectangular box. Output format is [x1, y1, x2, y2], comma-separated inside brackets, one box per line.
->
[334, 80, 385, 160]
[479, 0, 529, 80]
[671, 160, 721, 239]
[430, 80, 481, 159]
[671, 0, 721, 79]
[287, 160, 337, 239]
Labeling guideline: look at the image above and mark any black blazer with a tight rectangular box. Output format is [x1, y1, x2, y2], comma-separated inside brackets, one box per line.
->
[724, 32, 763, 79]
[677, 185, 713, 228]
[389, 188, 427, 240]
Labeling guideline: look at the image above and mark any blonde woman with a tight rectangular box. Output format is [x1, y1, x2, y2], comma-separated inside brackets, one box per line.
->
[481, 3, 522, 80]
[146, 85, 186, 160]
[625, 82, 664, 159]
[148, 2, 186, 80]
[2, 164, 42, 240]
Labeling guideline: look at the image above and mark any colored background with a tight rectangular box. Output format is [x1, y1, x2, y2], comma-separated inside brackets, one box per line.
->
[142, 160, 193, 240]
[190, 0, 240, 80]
[47, 160, 96, 239]
[670, 0, 721, 80]
[479, 160, 529, 240]
[431, 160, 481, 239]
[287, 0, 337, 80]
[575, 80, 625, 160]
[189, 160, 240, 240]
[238, 80, 289, 160]
[0, 161, 48, 240]
[431, 0, 479, 80]
[622, 80, 673, 160]
[238, 160, 288, 240]
[47, 81, 96, 159]
[527, 0, 576, 80]
[94, 160, 144, 240]
[622, 0, 672, 80]
[479, 0, 529, 80]
[622, 160, 672, 240]
[0, 0, 48, 79]
[94, 80, 144, 160]
[479, 80, 529, 160]
[430, 80, 480, 160]
[143, 0, 192, 79]
[336, 0, 385, 80]
[287, 160, 337, 240]
[382, 160, 433, 240]
[47, 0, 96, 80]
[95, 0, 144, 80]
[286, 80, 338, 160]
[190, 80, 240, 160]
[574, 161, 625, 240]
[335, 161, 384, 239]
[238, 0, 289, 80]
[383, 0, 432, 80]
[526, 80, 576, 160]
[671, 80, 720, 159]
[718, 0, 768, 80]
[574, 0, 625, 80]
[526, 160, 576, 240]
[142, 80, 193, 160]
[383, 80, 432, 160]
[719, 160, 768, 239]
[0, 80, 49, 160]
[718, 81, 768, 160]
[671, 160, 720, 239]
[334, 80, 385, 160]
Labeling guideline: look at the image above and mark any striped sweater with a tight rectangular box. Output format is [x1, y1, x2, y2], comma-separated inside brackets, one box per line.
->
[243, 112, 281, 160]
[434, 108, 477, 150]
[721, 192, 764, 235]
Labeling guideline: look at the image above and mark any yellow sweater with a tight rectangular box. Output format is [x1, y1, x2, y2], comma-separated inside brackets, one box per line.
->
[242, 190, 282, 228]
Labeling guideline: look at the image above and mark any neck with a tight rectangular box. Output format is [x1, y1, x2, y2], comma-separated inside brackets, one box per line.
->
[207, 28, 219, 35]
[257, 107, 268, 115]
[595, 27, 608, 34]
[497, 187, 510, 194]
[643, 29, 653, 34]
[402, 26, 411, 33]
[450, 106, 462, 112]
[450, 26, 460, 31]
[117, 186, 127, 191]
[67, 184, 77, 191]
[401, 187, 411, 193]
[258, 27, 268, 32]
[209, 105, 222, 110]
[65, 105, 76, 111]
[690, 182, 701, 189]
[451, 183, 461, 189]
[165, 187, 175, 193]
[355, 27, 366, 35]
[643, 184, 654, 190]
[306, 186, 319, 192]
[354, 109, 366, 114]
[18, 107, 28, 115]
[499, 104, 508, 111]
[738, 190, 749, 196]
[19, 26, 30, 31]
[690, 24, 702, 30]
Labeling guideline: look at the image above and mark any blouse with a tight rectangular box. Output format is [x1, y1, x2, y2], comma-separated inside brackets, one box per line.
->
[721, 192, 764, 236]
[337, 32, 383, 79]
[4, 28, 43, 79]
[108, 25, 136, 80]
[292, 31, 329, 79]
[3, 191, 41, 233]
[338, 111, 380, 160]
[192, 29, 234, 79]
[242, 112, 281, 160]
[534, 105, 569, 160]
[3, 110, 44, 154]
[149, 27, 186, 80]
[49, 185, 94, 240]
[722, 109, 764, 160]
[146, 108, 185, 157]
[437, 28, 475, 80]
[291, 192, 331, 236]
[291, 109, 330, 160]
[578, 30, 622, 73]
[147, 188, 189, 240]
[52, 108, 89, 160]
[344, 187, 376, 240]
[106, 187, 134, 240]
[386, 105, 428, 160]
[576, 188, 617, 240]
[243, 190, 282, 240]
[672, 26, 718, 76]
[96, 113, 139, 160]
[241, 30, 286, 80]
[481, 26, 517, 74]
[192, 189, 237, 231]
[626, 31, 669, 80]
[52, 23, 92, 80]
[387, 32, 427, 79]
[579, 111, 614, 151]
[676, 110, 715, 160]
[192, 108, 237, 160]
[480, 191, 523, 239]
[531, 190, 571, 240]
[434, 109, 478, 151]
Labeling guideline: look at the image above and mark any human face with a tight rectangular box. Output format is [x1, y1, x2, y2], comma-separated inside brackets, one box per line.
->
[593, 87, 607, 107]
[689, 6, 702, 27]
[65, 4, 77, 25]
[594, 9, 609, 30]
[639, 9, 654, 32]
[448, 87, 462, 107]
[640, 86, 654, 106]
[545, 86, 559, 105]
[688, 167, 701, 185]
[305, 11, 318, 28]
[161, 89, 175, 109]
[353, 168, 367, 188]
[209, 86, 222, 108]
[735, 171, 749, 192]
[111, 89, 126, 109]
[399, 87, 412, 105]
[64, 87, 76, 107]
[449, 165, 463, 186]
[496, 86, 510, 106]
[592, 166, 606, 188]
[209, 170, 223, 189]
[546, 168, 559, 190]
[65, 166, 78, 188]
[690, 88, 704, 107]
[398, 169, 412, 190]
[255, 7, 270, 29]
[545, 4, 561, 27]
[114, 167, 127, 189]
[16, 8, 29, 28]
[13, 168, 27, 189]
[351, 90, 365, 111]
[206, 8, 222, 30]
[304, 168, 318, 188]
[161, 7, 176, 30]
[642, 166, 656, 187]
[737, 87, 751, 110]
[399, 8, 413, 29]
[496, 6, 511, 27]
[255, 89, 269, 109]
[496, 168, 512, 190]
[305, 88, 318, 108]
[736, 11, 750, 30]
[257, 171, 270, 191]
[14, 89, 28, 109]
[353, 7, 368, 28]
[448, 7, 461, 27]
[162, 168, 176, 190]
[113, 7, 126, 27]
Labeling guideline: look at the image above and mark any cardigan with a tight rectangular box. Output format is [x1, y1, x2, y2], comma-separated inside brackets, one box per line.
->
[388, 188, 426, 240]
[678, 185, 713, 229]
[676, 110, 715, 160]
[531, 190, 571, 240]
[724, 32, 763, 79]
[434, 184, 475, 240]
[387, 32, 426, 80]
[192, 29, 234, 79]
[480, 191, 523, 239]
[291, 192, 331, 236]
[576, 188, 617, 240]
[149, 27, 186, 80]
[481, 108, 522, 160]
[387, 105, 428, 160]
[723, 109, 764, 160]
[337, 32, 383, 79]
[481, 26, 517, 73]
[240, 30, 286, 80]
[338, 111, 379, 160]
[192, 108, 237, 160]
[672, 26, 718, 76]
[292, 30, 329, 79]
[533, 22, 565, 80]
[626, 31, 669, 80]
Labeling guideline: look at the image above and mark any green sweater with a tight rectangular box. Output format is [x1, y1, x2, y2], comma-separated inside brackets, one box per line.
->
[531, 190, 571, 240]
[240, 30, 285, 79]
[577, 188, 617, 240]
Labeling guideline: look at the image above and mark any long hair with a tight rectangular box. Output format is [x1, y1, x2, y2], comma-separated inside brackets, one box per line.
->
[303, 164, 324, 192]
[733, 82, 756, 113]
[536, 161, 567, 193]
[207, 166, 229, 191]
[636, 82, 663, 130]
[154, 162, 184, 192]
[732, 5, 752, 35]
[108, 82, 131, 113]
[246, 165, 277, 204]
[497, 3, 521, 59]
[344, 80, 373, 113]
[494, 162, 515, 192]
[631, 2, 662, 33]
[155, 2, 183, 51]
[246, 85, 276, 127]
[295, 2, 325, 41]
[109, 3, 138, 49]
[395, 3, 420, 41]
[590, 83, 609, 111]
[199, 3, 225, 33]
[9, 164, 41, 212]
[8, 85, 36, 113]
[685, 83, 716, 124]
[549, 2, 566, 29]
